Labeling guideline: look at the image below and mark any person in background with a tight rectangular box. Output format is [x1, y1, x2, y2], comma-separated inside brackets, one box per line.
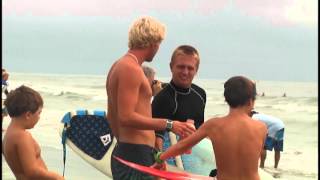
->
[154, 76, 267, 180]
[106, 16, 195, 180]
[2, 85, 64, 180]
[151, 45, 208, 174]
[142, 65, 163, 97]
[2, 68, 10, 130]
[2, 68, 9, 95]
[251, 111, 285, 169]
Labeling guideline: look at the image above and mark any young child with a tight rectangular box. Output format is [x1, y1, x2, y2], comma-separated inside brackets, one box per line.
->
[155, 76, 267, 180]
[2, 85, 64, 180]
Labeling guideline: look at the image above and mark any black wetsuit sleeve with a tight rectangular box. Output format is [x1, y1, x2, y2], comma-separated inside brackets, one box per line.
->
[193, 85, 207, 129]
[152, 92, 173, 140]
[197, 89, 206, 128]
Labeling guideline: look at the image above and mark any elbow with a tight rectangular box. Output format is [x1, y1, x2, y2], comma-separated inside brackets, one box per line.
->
[24, 168, 41, 179]
[24, 166, 51, 179]
[118, 114, 132, 127]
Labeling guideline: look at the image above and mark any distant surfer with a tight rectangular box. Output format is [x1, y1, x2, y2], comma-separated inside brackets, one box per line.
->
[251, 111, 285, 169]
[155, 76, 267, 180]
[106, 16, 195, 180]
[151, 45, 209, 174]
[2, 85, 64, 180]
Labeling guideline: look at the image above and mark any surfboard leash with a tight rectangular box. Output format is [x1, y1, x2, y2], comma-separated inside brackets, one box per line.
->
[61, 111, 72, 177]
[62, 123, 68, 177]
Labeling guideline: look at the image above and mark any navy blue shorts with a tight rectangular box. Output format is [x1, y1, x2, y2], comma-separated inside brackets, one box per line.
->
[111, 142, 156, 180]
[264, 128, 284, 151]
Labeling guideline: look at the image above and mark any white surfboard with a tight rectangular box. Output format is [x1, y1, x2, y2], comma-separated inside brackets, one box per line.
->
[59, 109, 115, 178]
[59, 109, 274, 179]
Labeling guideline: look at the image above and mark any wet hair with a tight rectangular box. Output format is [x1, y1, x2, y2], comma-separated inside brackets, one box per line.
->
[4, 85, 43, 117]
[224, 76, 257, 108]
[128, 16, 166, 49]
[142, 65, 155, 79]
[170, 45, 200, 69]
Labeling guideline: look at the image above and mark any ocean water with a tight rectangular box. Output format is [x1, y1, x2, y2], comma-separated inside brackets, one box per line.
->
[2, 72, 318, 180]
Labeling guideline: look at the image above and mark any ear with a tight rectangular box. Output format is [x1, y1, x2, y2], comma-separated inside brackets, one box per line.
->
[25, 111, 32, 119]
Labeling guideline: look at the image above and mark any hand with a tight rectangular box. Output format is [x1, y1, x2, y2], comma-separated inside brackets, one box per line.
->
[151, 161, 167, 170]
[171, 120, 196, 137]
[155, 137, 163, 151]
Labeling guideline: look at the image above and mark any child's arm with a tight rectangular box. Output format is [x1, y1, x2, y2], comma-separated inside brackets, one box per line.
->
[159, 122, 208, 161]
[17, 133, 64, 180]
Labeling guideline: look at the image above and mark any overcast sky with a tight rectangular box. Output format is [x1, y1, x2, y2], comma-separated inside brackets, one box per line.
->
[2, 0, 318, 82]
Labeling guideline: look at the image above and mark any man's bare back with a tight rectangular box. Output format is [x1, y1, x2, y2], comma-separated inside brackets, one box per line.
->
[107, 55, 156, 147]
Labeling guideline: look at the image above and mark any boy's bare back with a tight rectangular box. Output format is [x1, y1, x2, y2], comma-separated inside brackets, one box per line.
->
[205, 114, 267, 180]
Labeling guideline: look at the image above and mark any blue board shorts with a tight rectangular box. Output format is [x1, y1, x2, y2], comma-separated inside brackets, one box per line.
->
[264, 128, 284, 151]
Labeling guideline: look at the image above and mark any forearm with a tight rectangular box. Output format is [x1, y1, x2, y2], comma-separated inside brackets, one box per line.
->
[160, 128, 207, 161]
[160, 139, 190, 160]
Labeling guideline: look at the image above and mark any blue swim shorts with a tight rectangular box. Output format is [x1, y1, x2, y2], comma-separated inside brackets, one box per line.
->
[264, 128, 284, 151]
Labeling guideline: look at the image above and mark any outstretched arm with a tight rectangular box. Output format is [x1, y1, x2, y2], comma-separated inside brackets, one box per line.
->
[159, 123, 207, 161]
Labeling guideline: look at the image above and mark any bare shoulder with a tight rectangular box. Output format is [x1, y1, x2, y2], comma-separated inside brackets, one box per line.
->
[3, 129, 34, 152]
[11, 130, 34, 145]
[251, 118, 268, 134]
[253, 119, 267, 129]
[203, 117, 225, 129]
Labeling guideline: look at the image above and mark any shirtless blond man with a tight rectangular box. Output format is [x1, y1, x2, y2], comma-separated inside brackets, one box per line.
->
[106, 16, 195, 180]
[2, 85, 64, 180]
[156, 76, 267, 180]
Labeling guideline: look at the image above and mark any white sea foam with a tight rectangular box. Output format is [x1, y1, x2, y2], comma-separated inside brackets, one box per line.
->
[2, 73, 318, 180]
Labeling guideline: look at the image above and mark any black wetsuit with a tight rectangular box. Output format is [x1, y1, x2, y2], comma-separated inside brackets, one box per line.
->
[152, 80, 206, 139]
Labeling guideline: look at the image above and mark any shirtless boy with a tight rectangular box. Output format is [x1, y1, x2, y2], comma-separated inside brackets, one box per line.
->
[156, 76, 267, 180]
[2, 85, 64, 180]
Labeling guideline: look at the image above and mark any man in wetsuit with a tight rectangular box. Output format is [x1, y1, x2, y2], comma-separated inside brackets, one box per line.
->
[151, 45, 207, 173]
[106, 16, 195, 180]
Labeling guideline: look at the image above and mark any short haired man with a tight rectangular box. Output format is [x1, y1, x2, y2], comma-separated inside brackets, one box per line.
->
[151, 45, 206, 173]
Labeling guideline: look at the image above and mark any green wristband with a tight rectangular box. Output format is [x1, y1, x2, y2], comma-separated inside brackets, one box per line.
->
[154, 151, 164, 164]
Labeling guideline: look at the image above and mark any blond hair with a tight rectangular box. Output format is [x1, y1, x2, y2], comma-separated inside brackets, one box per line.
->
[128, 16, 166, 49]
